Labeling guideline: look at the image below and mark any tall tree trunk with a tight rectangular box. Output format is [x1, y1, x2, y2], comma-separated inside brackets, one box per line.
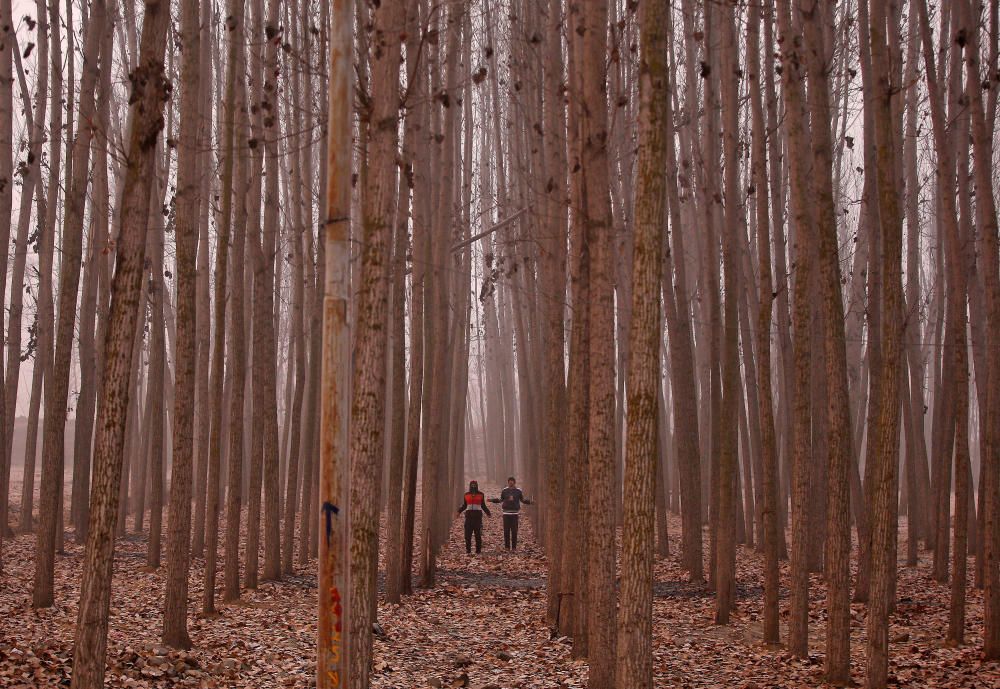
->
[581, 0, 617, 683]
[2, 1, 45, 547]
[204, 0, 244, 613]
[191, 0, 213, 559]
[385, 0, 423, 599]
[317, 0, 352, 682]
[714, 0, 741, 625]
[162, 0, 202, 648]
[558, 3, 589, 646]
[398, 0, 429, 593]
[419, 0, 461, 589]
[748, 0, 780, 647]
[800, 0, 855, 681]
[541, 0, 568, 627]
[347, 0, 402, 682]
[0, 0, 12, 557]
[255, 0, 283, 583]
[776, 0, 815, 658]
[69, 0, 171, 682]
[864, 0, 905, 685]
[223, 36, 250, 603]
[662, 5, 704, 581]
[32, 0, 106, 608]
[615, 0, 665, 681]
[962, 0, 1000, 658]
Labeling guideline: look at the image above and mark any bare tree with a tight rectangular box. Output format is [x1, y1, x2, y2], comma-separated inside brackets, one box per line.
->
[69, 0, 171, 682]
[615, 0, 666, 682]
[714, 0, 741, 625]
[162, 0, 203, 648]
[747, 0, 780, 646]
[800, 0, 855, 681]
[204, 0, 245, 614]
[961, 0, 1000, 658]
[775, 0, 816, 657]
[581, 0, 617, 684]
[32, 0, 107, 608]
[864, 0, 905, 685]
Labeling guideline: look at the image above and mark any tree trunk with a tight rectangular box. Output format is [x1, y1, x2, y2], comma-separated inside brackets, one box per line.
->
[419, 0, 462, 589]
[581, 0, 617, 683]
[253, 0, 283, 584]
[2, 6, 46, 546]
[614, 0, 665, 681]
[223, 34, 250, 602]
[541, 0, 568, 627]
[864, 0, 905, 685]
[398, 2, 429, 592]
[558, 4, 589, 647]
[69, 0, 171, 682]
[385, 0, 422, 598]
[191, 0, 213, 559]
[346, 0, 402, 681]
[146, 180, 168, 569]
[960, 0, 1000, 659]
[776, 0, 815, 658]
[204, 0, 244, 613]
[32, 0, 106, 608]
[799, 0, 855, 681]
[162, 0, 202, 649]
[747, 0, 780, 647]
[714, 0, 741, 625]
[662, 5, 704, 581]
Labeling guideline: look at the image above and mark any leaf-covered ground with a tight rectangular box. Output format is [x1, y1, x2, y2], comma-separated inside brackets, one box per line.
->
[0, 479, 997, 688]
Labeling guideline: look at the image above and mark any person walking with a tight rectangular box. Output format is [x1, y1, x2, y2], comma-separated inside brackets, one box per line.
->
[457, 480, 491, 554]
[489, 477, 532, 551]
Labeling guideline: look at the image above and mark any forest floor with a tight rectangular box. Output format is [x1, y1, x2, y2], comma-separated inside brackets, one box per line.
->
[0, 478, 998, 688]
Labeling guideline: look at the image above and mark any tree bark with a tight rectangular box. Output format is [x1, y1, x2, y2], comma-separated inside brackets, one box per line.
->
[661, 6, 704, 581]
[714, 0, 741, 625]
[776, 0, 815, 657]
[961, 0, 1000, 658]
[162, 0, 202, 649]
[864, 0, 905, 685]
[747, 0, 780, 646]
[204, 0, 244, 613]
[223, 33, 250, 602]
[32, 0, 106, 608]
[581, 0, 617, 683]
[69, 0, 171, 682]
[2, 5, 46, 547]
[558, 4, 590, 647]
[614, 0, 665, 681]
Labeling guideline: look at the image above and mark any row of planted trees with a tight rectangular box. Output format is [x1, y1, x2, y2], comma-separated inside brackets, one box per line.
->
[335, 0, 1000, 686]
[0, 0, 999, 688]
[0, 2, 342, 604]
[418, 1, 1000, 688]
[0, 0, 516, 685]
[0, 0, 369, 675]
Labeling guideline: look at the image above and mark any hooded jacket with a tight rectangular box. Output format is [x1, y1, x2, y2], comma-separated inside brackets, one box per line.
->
[458, 482, 491, 520]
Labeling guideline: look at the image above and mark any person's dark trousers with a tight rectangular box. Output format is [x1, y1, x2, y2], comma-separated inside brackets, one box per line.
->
[464, 514, 483, 553]
[503, 514, 519, 550]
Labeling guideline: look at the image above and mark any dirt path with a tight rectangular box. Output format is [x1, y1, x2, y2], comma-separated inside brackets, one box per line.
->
[1, 478, 997, 688]
[372, 510, 577, 689]
[375, 507, 996, 689]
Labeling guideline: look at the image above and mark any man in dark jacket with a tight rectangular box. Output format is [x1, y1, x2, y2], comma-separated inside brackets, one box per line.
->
[457, 480, 491, 554]
[489, 477, 532, 551]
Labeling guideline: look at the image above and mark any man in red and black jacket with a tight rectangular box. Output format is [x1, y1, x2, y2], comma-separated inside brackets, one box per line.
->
[457, 480, 491, 554]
